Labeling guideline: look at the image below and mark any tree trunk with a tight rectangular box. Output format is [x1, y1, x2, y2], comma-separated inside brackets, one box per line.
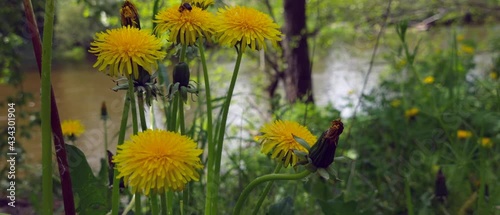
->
[283, 0, 314, 103]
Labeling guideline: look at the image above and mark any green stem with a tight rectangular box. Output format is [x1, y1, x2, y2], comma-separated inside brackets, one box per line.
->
[167, 191, 174, 215]
[41, 0, 55, 213]
[135, 192, 142, 215]
[111, 94, 131, 215]
[178, 94, 186, 135]
[128, 78, 139, 135]
[200, 38, 215, 215]
[103, 118, 108, 183]
[233, 170, 311, 215]
[169, 94, 178, 131]
[152, 0, 161, 33]
[182, 189, 187, 215]
[178, 87, 187, 215]
[161, 192, 168, 215]
[151, 193, 159, 215]
[180, 44, 188, 63]
[137, 93, 148, 131]
[104, 118, 108, 152]
[252, 164, 282, 215]
[123, 194, 136, 215]
[213, 49, 244, 214]
[129, 78, 141, 214]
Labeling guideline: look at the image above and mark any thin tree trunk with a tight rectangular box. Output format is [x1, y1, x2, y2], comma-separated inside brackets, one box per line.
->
[283, 0, 314, 103]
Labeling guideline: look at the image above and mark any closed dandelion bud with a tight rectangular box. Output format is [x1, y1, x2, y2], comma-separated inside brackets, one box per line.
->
[120, 0, 141, 28]
[309, 119, 343, 168]
[435, 168, 448, 202]
[100, 101, 108, 120]
[173, 62, 190, 88]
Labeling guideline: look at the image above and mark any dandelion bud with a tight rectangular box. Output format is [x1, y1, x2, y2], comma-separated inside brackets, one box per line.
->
[309, 119, 343, 168]
[173, 62, 191, 88]
[120, 0, 141, 28]
[435, 168, 448, 202]
[100, 101, 108, 121]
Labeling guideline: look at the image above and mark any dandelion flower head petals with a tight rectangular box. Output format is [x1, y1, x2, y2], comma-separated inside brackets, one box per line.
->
[457, 130, 472, 139]
[490, 72, 498, 80]
[390, 99, 401, 108]
[154, 5, 215, 45]
[480, 137, 493, 148]
[61, 120, 85, 138]
[113, 130, 203, 195]
[89, 26, 165, 78]
[423, 76, 435, 84]
[215, 6, 282, 51]
[405, 107, 420, 118]
[256, 120, 317, 167]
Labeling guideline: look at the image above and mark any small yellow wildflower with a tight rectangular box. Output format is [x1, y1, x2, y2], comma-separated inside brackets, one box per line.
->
[61, 120, 85, 139]
[396, 59, 407, 69]
[113, 130, 203, 195]
[154, 5, 215, 45]
[457, 130, 472, 139]
[456, 34, 465, 42]
[89, 26, 165, 79]
[490, 72, 498, 80]
[390, 99, 401, 108]
[423, 76, 435, 84]
[405, 107, 419, 118]
[480, 138, 493, 148]
[459, 45, 474, 55]
[215, 6, 282, 52]
[431, 165, 440, 174]
[256, 120, 317, 167]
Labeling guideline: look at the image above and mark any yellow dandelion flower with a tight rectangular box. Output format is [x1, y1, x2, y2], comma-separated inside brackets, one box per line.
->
[457, 130, 472, 139]
[215, 6, 282, 52]
[459, 44, 474, 55]
[456, 34, 465, 42]
[113, 130, 203, 195]
[89, 26, 165, 79]
[61, 120, 85, 139]
[405, 107, 419, 118]
[490, 72, 498, 80]
[480, 137, 493, 148]
[154, 5, 215, 45]
[423, 76, 435, 84]
[256, 120, 317, 167]
[390, 99, 401, 108]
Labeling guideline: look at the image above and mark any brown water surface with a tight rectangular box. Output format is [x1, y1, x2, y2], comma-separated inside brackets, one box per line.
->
[1, 63, 128, 172]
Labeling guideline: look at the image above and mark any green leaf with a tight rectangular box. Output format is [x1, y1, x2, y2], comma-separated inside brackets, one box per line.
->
[97, 157, 108, 184]
[293, 135, 311, 150]
[66, 144, 110, 215]
[268, 196, 294, 215]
